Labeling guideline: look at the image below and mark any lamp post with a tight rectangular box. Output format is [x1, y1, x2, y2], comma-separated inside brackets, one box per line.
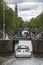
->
[3, 1, 5, 39]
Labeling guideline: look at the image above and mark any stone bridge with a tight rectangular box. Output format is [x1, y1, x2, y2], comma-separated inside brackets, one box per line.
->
[0, 39, 43, 53]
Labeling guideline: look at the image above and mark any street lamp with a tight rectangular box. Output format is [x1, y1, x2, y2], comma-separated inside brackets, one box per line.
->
[3, 1, 5, 39]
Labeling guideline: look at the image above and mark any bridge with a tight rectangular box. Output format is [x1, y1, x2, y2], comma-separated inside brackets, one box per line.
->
[0, 37, 43, 54]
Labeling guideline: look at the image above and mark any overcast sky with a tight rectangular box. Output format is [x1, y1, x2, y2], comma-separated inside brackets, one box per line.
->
[4, 0, 43, 4]
[4, 0, 43, 21]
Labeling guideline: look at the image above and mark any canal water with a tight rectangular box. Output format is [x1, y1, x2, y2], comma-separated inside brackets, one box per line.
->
[0, 40, 43, 65]
[1, 54, 43, 65]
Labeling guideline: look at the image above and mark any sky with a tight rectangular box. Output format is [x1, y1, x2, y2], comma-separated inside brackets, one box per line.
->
[4, 0, 43, 21]
[4, 0, 43, 4]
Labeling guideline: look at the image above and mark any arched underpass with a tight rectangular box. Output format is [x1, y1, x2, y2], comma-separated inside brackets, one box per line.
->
[0, 39, 43, 55]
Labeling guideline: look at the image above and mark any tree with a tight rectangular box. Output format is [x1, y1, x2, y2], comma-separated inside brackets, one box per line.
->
[0, 0, 24, 33]
[5, 6, 15, 32]
[5, 5, 24, 32]
[28, 18, 36, 28]
[18, 17, 24, 27]
[28, 12, 43, 28]
[0, 0, 3, 30]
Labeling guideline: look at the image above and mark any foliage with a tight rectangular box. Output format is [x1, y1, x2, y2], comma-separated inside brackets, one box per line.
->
[28, 12, 43, 28]
[0, 0, 43, 33]
[0, 0, 24, 33]
[0, 0, 3, 30]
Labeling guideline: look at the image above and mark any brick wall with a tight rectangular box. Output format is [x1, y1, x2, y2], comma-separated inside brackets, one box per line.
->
[0, 40, 13, 52]
[32, 39, 43, 53]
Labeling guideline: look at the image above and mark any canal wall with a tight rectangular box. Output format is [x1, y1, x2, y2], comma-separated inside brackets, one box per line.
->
[0, 39, 43, 53]
[0, 40, 13, 52]
[32, 39, 43, 53]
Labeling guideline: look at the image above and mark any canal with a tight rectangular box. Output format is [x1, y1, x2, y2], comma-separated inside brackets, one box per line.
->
[0, 54, 43, 65]
[0, 40, 43, 65]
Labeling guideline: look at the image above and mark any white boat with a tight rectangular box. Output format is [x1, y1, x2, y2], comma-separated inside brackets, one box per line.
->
[15, 40, 32, 57]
